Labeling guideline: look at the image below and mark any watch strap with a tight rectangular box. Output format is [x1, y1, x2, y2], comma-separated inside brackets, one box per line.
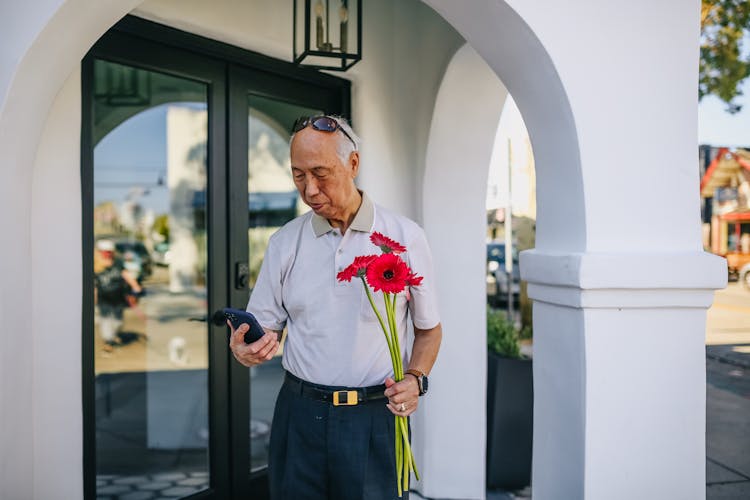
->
[406, 369, 427, 395]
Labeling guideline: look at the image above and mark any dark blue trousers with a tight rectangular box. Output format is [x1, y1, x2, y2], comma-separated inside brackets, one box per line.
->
[269, 376, 408, 500]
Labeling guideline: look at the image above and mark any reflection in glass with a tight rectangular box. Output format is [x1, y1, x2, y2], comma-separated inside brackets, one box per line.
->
[247, 95, 321, 472]
[93, 60, 209, 499]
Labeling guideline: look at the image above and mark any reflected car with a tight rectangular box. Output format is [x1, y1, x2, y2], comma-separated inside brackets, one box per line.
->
[739, 261, 750, 290]
[486, 242, 520, 305]
[152, 241, 172, 267]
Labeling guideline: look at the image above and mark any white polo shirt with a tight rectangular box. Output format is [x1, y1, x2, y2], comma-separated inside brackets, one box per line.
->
[246, 192, 440, 387]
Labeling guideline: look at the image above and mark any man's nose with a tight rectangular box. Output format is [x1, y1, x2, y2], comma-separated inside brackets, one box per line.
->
[305, 178, 320, 197]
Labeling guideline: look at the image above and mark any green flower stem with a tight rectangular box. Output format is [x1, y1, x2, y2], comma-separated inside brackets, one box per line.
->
[385, 293, 404, 379]
[383, 292, 401, 380]
[362, 279, 399, 371]
[360, 279, 420, 495]
[396, 415, 403, 497]
[398, 416, 420, 481]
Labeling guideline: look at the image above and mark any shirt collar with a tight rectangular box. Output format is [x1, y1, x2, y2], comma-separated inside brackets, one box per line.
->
[311, 191, 375, 237]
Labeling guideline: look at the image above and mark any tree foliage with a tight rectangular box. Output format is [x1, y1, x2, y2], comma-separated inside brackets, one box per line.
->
[701, 0, 750, 113]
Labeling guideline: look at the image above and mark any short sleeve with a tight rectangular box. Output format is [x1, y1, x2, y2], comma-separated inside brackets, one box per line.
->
[246, 235, 288, 331]
[406, 227, 441, 330]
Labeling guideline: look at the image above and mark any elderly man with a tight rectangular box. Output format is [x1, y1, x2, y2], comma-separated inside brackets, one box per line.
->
[230, 115, 442, 500]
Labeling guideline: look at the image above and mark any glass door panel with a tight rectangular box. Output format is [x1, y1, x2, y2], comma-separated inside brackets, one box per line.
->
[246, 95, 322, 472]
[92, 59, 210, 499]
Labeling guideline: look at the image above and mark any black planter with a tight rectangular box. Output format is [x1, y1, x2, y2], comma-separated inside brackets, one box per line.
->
[486, 351, 533, 490]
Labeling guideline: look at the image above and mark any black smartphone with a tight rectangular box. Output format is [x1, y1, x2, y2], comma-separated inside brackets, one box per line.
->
[211, 308, 265, 344]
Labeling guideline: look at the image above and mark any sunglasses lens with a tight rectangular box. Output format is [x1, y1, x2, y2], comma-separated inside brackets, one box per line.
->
[291, 116, 354, 148]
[311, 116, 339, 132]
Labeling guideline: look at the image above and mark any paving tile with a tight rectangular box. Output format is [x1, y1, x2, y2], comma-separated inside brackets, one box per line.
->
[97, 485, 131, 495]
[151, 472, 187, 481]
[707, 481, 750, 500]
[113, 475, 149, 485]
[177, 477, 207, 487]
[160, 486, 200, 497]
[707, 381, 750, 478]
[119, 491, 155, 500]
[707, 460, 747, 484]
[138, 482, 173, 491]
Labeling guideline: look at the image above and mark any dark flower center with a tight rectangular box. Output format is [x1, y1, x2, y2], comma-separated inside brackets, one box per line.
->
[383, 270, 394, 280]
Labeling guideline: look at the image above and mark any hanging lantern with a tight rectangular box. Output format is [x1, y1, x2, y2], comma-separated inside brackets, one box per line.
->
[293, 0, 362, 71]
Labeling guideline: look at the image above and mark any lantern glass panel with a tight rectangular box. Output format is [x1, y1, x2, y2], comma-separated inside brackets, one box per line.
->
[294, 0, 360, 71]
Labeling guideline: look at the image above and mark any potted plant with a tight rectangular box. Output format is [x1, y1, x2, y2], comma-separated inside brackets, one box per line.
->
[486, 306, 533, 491]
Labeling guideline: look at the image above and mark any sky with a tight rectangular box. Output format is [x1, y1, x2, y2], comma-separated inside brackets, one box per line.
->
[486, 95, 533, 214]
[699, 77, 750, 148]
[95, 105, 170, 214]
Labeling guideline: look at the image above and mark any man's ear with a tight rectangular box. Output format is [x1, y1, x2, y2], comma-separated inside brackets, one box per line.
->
[349, 151, 360, 178]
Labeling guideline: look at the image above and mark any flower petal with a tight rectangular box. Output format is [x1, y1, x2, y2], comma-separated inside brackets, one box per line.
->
[370, 232, 407, 254]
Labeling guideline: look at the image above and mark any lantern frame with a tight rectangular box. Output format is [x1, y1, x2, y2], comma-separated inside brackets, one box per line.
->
[293, 0, 362, 71]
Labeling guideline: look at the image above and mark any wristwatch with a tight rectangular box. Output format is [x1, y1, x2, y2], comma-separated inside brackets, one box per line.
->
[406, 369, 429, 396]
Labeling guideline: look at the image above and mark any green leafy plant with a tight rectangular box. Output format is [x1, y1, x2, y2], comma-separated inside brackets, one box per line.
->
[487, 306, 528, 359]
[701, 0, 750, 113]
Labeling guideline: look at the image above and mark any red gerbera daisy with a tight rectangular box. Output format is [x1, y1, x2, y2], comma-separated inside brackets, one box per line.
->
[405, 271, 423, 287]
[370, 232, 406, 254]
[337, 254, 378, 282]
[366, 253, 410, 293]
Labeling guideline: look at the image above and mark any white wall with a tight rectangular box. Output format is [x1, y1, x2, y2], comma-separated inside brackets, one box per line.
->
[1, 0, 463, 496]
[30, 67, 84, 500]
[1, 1, 142, 497]
[0, 0, 729, 498]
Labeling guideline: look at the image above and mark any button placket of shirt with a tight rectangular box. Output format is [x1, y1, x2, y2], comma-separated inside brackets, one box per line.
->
[334, 230, 354, 291]
[332, 230, 346, 288]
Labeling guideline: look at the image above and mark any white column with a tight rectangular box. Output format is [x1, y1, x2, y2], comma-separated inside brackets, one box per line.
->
[522, 250, 726, 499]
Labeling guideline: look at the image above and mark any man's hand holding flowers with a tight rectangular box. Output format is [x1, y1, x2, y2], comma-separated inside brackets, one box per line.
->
[384, 375, 420, 416]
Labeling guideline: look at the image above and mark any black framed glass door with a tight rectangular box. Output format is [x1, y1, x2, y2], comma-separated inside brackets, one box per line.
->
[227, 65, 347, 497]
[82, 16, 349, 500]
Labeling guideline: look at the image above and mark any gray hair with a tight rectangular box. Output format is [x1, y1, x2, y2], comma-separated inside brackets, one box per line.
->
[290, 115, 361, 165]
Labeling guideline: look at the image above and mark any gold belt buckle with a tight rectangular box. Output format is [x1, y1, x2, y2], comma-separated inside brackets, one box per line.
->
[333, 390, 358, 406]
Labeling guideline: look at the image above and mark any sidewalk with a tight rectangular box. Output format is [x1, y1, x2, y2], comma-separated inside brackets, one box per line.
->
[706, 347, 750, 499]
[706, 283, 750, 498]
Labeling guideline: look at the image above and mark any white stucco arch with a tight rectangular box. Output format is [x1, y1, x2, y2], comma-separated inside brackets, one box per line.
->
[0, 1, 729, 500]
[420, 1, 726, 499]
[417, 43, 509, 499]
[418, 1, 587, 494]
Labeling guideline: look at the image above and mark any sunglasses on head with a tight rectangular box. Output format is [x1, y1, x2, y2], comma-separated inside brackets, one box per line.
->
[291, 115, 356, 149]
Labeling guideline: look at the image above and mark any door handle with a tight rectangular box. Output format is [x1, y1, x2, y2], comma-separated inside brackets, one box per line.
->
[235, 262, 249, 290]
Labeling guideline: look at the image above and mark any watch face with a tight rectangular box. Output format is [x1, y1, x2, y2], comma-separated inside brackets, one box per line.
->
[421, 375, 428, 394]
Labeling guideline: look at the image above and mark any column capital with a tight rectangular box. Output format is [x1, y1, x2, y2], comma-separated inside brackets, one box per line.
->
[520, 249, 727, 309]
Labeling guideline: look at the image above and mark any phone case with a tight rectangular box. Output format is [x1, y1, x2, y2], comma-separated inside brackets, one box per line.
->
[211, 308, 266, 344]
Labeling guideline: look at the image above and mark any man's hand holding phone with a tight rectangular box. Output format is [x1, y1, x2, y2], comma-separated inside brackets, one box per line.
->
[228, 321, 280, 367]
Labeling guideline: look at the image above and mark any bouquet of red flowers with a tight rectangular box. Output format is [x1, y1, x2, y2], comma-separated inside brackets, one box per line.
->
[336, 232, 423, 496]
